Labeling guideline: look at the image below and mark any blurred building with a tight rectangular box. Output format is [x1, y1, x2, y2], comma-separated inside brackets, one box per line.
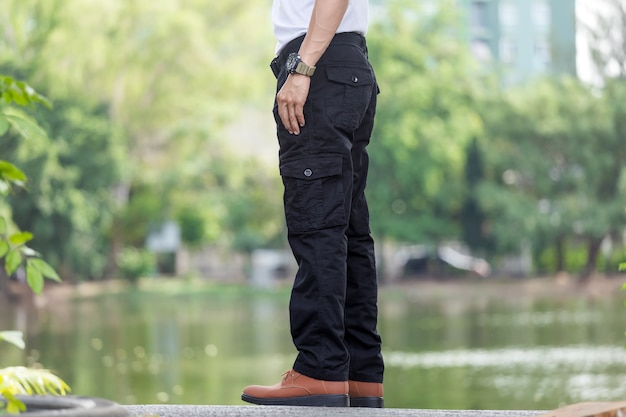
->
[370, 0, 578, 85]
[458, 0, 577, 84]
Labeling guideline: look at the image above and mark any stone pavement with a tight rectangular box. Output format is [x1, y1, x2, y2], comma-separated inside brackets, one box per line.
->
[124, 405, 542, 417]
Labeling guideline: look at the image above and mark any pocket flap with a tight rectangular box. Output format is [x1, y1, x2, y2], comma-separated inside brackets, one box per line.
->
[326, 66, 374, 86]
[280, 155, 343, 180]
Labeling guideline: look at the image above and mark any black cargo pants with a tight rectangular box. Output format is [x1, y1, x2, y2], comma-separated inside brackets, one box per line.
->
[271, 32, 384, 383]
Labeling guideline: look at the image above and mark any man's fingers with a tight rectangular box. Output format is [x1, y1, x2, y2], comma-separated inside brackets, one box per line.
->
[292, 104, 305, 134]
[289, 105, 301, 135]
[276, 74, 309, 135]
[296, 108, 305, 128]
[280, 104, 303, 135]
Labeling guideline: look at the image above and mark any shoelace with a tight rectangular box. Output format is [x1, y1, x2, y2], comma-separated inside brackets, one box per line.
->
[281, 370, 297, 382]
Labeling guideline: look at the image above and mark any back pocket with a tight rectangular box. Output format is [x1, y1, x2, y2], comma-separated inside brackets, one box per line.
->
[280, 155, 346, 233]
[325, 66, 375, 130]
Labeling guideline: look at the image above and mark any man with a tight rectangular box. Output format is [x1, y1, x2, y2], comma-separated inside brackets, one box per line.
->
[241, 0, 384, 408]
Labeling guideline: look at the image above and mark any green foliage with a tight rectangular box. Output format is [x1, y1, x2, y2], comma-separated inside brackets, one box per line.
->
[3, 98, 126, 280]
[1, 0, 624, 278]
[0, 77, 49, 196]
[479, 76, 626, 273]
[537, 243, 589, 274]
[223, 158, 284, 253]
[0, 365, 70, 413]
[0, 218, 62, 294]
[0, 76, 51, 109]
[0, 161, 27, 196]
[118, 186, 166, 248]
[177, 207, 208, 249]
[367, 0, 483, 244]
[596, 247, 626, 274]
[0, 76, 62, 293]
[0, 75, 70, 414]
[1, 0, 279, 274]
[116, 247, 155, 283]
[0, 367, 69, 396]
[0, 332, 65, 415]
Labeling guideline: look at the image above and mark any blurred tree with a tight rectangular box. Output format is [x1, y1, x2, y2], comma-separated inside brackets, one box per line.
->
[367, 0, 483, 246]
[460, 137, 491, 255]
[3, 100, 125, 280]
[223, 157, 284, 254]
[0, 75, 61, 297]
[0, 0, 280, 278]
[2, 0, 622, 281]
[583, 0, 626, 276]
[479, 77, 626, 277]
[475, 0, 626, 277]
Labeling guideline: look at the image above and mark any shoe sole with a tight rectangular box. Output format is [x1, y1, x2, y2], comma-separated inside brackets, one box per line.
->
[241, 393, 349, 407]
[350, 397, 384, 408]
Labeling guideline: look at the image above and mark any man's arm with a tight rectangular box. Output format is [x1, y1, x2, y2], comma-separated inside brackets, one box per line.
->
[277, 0, 349, 135]
[299, 0, 349, 68]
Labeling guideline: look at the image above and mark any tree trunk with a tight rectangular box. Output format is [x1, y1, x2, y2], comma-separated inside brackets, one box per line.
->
[103, 225, 122, 280]
[580, 235, 604, 281]
[555, 236, 566, 272]
[103, 182, 131, 280]
[0, 268, 9, 302]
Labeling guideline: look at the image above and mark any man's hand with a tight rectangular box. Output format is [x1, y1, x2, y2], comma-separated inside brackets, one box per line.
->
[276, 0, 349, 135]
[277, 73, 311, 135]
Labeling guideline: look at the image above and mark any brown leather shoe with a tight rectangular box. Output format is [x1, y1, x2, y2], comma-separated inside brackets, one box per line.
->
[241, 370, 349, 407]
[348, 380, 384, 408]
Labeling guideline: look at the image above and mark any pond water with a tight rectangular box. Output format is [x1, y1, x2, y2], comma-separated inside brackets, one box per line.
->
[1, 279, 625, 410]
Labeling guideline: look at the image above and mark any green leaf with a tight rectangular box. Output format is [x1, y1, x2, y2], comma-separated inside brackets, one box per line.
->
[3, 109, 47, 141]
[0, 216, 6, 234]
[0, 179, 8, 195]
[0, 331, 25, 350]
[7, 79, 51, 109]
[0, 76, 50, 110]
[0, 115, 9, 136]
[28, 258, 61, 282]
[4, 250, 22, 276]
[26, 264, 44, 294]
[0, 367, 70, 396]
[10, 87, 28, 106]
[20, 246, 39, 257]
[2, 391, 26, 414]
[0, 160, 28, 183]
[8, 231, 33, 246]
[0, 240, 9, 258]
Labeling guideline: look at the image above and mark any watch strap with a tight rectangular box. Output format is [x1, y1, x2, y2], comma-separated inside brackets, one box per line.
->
[295, 60, 316, 76]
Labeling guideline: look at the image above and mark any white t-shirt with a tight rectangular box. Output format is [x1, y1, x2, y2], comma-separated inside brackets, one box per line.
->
[272, 0, 369, 53]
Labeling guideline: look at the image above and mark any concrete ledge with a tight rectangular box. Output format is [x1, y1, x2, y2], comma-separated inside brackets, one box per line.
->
[124, 405, 542, 417]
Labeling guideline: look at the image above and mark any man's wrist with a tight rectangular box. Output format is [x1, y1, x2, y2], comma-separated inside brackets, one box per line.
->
[286, 53, 316, 77]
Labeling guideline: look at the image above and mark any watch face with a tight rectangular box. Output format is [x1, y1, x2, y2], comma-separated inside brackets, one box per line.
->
[286, 53, 299, 73]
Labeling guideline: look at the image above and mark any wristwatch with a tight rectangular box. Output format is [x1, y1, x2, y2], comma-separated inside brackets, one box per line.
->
[286, 52, 316, 76]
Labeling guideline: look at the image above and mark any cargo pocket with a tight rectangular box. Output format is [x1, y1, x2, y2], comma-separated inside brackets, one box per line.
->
[325, 66, 375, 130]
[280, 155, 346, 233]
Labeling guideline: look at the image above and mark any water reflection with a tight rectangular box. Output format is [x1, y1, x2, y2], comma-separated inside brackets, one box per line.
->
[0, 281, 624, 410]
[386, 345, 626, 370]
